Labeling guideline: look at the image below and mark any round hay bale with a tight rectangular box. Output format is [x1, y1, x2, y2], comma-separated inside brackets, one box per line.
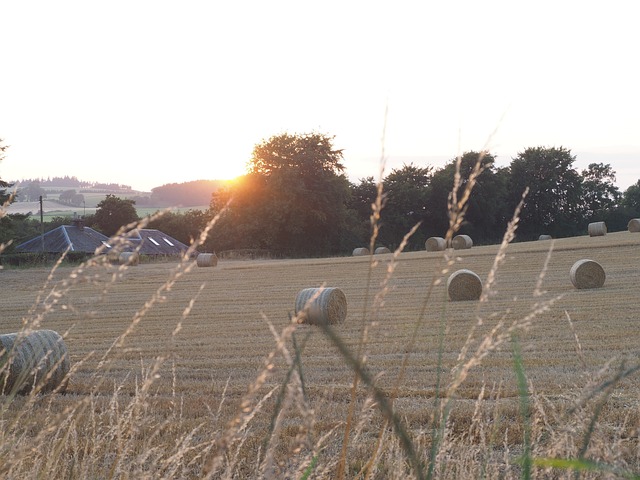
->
[196, 253, 218, 267]
[587, 221, 607, 237]
[0, 330, 70, 395]
[628, 218, 640, 233]
[119, 252, 139, 266]
[374, 246, 391, 254]
[570, 259, 605, 289]
[538, 234, 552, 240]
[352, 247, 370, 256]
[447, 269, 483, 301]
[294, 287, 347, 325]
[452, 235, 473, 250]
[425, 236, 446, 251]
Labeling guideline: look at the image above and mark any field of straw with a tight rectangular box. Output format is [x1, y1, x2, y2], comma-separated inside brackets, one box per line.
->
[2, 231, 640, 478]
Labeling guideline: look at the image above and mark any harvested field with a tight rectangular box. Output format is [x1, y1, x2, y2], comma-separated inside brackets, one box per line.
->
[2, 231, 640, 477]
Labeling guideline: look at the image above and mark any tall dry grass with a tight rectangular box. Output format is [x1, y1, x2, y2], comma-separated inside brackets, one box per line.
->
[1, 150, 640, 479]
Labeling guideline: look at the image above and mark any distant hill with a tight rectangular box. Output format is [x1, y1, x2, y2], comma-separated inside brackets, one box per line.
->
[6, 177, 229, 210]
[150, 179, 228, 207]
[12, 176, 133, 192]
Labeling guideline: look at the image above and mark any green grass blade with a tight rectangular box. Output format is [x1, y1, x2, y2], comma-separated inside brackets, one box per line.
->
[512, 334, 531, 480]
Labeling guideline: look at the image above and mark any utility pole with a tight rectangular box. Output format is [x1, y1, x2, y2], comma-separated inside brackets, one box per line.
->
[39, 195, 44, 253]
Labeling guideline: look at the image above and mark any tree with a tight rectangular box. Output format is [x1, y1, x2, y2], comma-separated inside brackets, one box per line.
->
[579, 163, 621, 220]
[428, 152, 508, 244]
[94, 195, 139, 236]
[209, 132, 351, 257]
[507, 146, 582, 239]
[249, 132, 344, 176]
[59, 189, 83, 206]
[346, 176, 379, 245]
[147, 209, 210, 246]
[622, 180, 640, 214]
[1, 138, 13, 206]
[379, 164, 432, 249]
[0, 138, 42, 251]
[20, 182, 47, 202]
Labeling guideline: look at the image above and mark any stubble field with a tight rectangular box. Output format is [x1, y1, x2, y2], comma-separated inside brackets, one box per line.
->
[2, 231, 640, 478]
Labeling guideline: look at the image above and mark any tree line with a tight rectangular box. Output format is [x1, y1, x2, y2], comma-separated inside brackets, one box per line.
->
[2, 134, 640, 257]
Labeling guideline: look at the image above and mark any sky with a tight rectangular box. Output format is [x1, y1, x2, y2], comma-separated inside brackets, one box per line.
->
[1, 1, 639, 193]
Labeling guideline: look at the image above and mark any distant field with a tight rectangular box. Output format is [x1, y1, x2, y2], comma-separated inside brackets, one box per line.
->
[5, 197, 207, 221]
[2, 232, 640, 477]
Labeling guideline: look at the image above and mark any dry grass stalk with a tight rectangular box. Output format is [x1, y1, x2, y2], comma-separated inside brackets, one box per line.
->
[425, 236, 446, 251]
[0, 329, 70, 395]
[570, 259, 606, 289]
[374, 246, 391, 254]
[627, 218, 640, 232]
[588, 221, 607, 237]
[119, 252, 139, 266]
[295, 287, 347, 325]
[352, 247, 370, 256]
[452, 234, 473, 250]
[196, 253, 218, 267]
[447, 269, 483, 301]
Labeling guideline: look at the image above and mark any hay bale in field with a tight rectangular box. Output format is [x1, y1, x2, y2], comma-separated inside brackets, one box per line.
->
[196, 253, 218, 267]
[295, 287, 347, 325]
[452, 235, 473, 250]
[0, 329, 70, 395]
[119, 252, 139, 266]
[374, 246, 391, 254]
[628, 218, 640, 232]
[538, 234, 552, 240]
[447, 269, 482, 301]
[588, 221, 607, 237]
[425, 236, 446, 251]
[352, 247, 369, 256]
[570, 259, 605, 289]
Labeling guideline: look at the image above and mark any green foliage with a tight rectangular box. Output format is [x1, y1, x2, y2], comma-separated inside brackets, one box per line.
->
[58, 189, 85, 207]
[0, 215, 41, 252]
[249, 132, 344, 176]
[428, 152, 509, 244]
[580, 163, 621, 220]
[94, 195, 139, 236]
[379, 163, 432, 250]
[18, 181, 47, 202]
[346, 176, 378, 245]
[147, 209, 209, 246]
[508, 146, 583, 239]
[622, 180, 640, 214]
[1, 138, 13, 206]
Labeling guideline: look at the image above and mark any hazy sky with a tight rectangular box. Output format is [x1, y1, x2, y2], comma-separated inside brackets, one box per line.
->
[1, 1, 639, 192]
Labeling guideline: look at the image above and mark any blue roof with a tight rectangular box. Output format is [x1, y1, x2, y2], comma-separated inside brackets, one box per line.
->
[16, 226, 191, 256]
[15, 224, 110, 254]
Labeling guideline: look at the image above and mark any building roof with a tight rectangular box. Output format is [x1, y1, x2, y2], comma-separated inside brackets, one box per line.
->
[15, 223, 110, 254]
[119, 229, 191, 255]
[16, 224, 191, 256]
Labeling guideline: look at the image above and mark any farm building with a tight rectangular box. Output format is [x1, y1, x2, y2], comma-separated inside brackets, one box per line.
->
[15, 220, 111, 254]
[119, 228, 191, 256]
[15, 221, 191, 257]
